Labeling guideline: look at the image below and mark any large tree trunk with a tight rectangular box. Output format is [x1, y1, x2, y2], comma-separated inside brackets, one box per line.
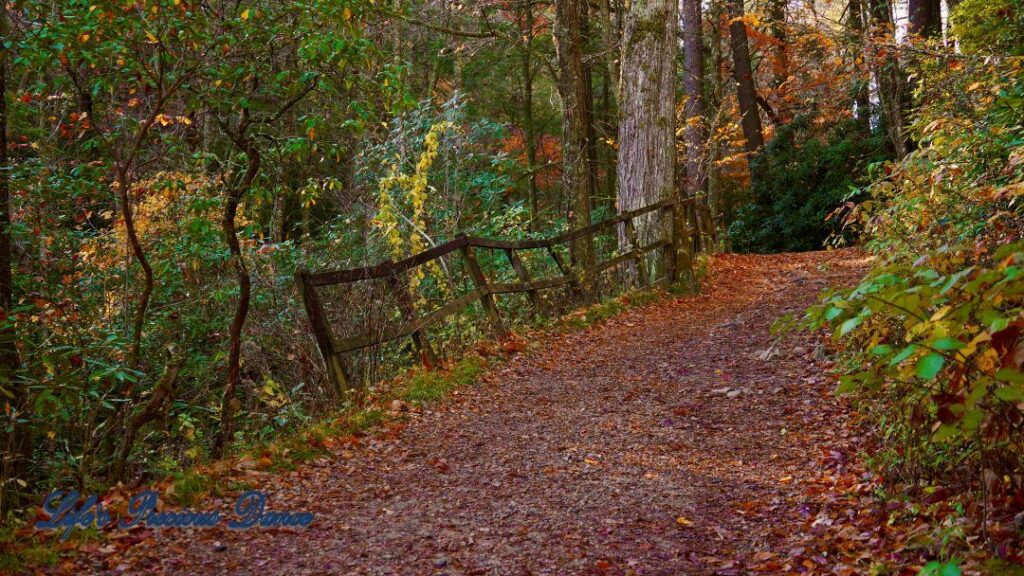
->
[616, 0, 678, 256]
[848, 0, 872, 131]
[519, 2, 541, 230]
[868, 0, 910, 157]
[681, 0, 716, 253]
[554, 0, 596, 289]
[598, 0, 621, 105]
[766, 0, 790, 123]
[597, 0, 621, 210]
[908, 0, 942, 38]
[726, 0, 764, 155]
[681, 0, 707, 200]
[706, 0, 729, 246]
[213, 136, 260, 459]
[0, 6, 27, 515]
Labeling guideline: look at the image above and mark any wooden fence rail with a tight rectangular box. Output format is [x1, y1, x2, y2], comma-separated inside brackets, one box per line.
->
[296, 198, 698, 394]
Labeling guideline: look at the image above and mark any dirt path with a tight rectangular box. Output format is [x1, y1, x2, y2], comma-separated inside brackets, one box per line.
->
[73, 249, 870, 575]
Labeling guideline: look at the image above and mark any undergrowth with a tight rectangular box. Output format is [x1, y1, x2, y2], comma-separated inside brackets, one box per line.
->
[0, 278, 687, 570]
[161, 285, 676, 501]
[803, 10, 1024, 570]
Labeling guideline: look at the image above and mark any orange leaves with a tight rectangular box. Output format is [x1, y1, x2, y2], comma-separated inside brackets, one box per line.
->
[500, 128, 562, 191]
[154, 114, 192, 127]
[500, 334, 526, 355]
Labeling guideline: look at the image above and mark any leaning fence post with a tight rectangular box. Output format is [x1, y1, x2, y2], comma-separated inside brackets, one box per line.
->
[504, 248, 542, 315]
[461, 244, 507, 336]
[676, 200, 697, 288]
[624, 216, 649, 288]
[546, 245, 587, 303]
[692, 201, 702, 255]
[386, 274, 438, 369]
[295, 270, 351, 396]
[661, 204, 678, 285]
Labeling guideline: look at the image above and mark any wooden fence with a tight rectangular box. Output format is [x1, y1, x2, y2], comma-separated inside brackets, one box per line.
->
[296, 198, 699, 393]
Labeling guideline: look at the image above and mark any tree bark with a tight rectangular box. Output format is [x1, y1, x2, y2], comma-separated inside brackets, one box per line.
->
[908, 0, 942, 38]
[617, 0, 678, 255]
[554, 0, 596, 287]
[766, 0, 790, 122]
[726, 0, 764, 155]
[848, 0, 872, 131]
[681, 0, 707, 200]
[213, 129, 260, 459]
[112, 345, 184, 481]
[706, 0, 728, 244]
[117, 166, 154, 367]
[681, 0, 716, 252]
[597, 0, 621, 210]
[868, 0, 910, 156]
[0, 5, 27, 515]
[599, 0, 621, 105]
[518, 2, 541, 230]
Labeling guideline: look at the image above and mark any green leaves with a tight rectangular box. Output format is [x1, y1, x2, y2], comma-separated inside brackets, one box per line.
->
[920, 560, 961, 576]
[838, 316, 862, 336]
[890, 344, 918, 366]
[916, 353, 945, 380]
[804, 229, 1024, 473]
[993, 368, 1024, 401]
[931, 338, 963, 351]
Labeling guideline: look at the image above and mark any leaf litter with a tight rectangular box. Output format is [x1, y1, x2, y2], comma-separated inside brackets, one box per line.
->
[32, 249, 1011, 575]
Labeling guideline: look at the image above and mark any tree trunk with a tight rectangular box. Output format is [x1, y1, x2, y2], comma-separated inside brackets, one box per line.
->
[869, 0, 909, 156]
[112, 345, 184, 481]
[270, 194, 286, 242]
[706, 0, 728, 244]
[519, 3, 541, 230]
[617, 0, 678, 255]
[599, 0, 621, 105]
[681, 0, 707, 200]
[554, 0, 596, 289]
[848, 0, 872, 131]
[597, 0, 621, 210]
[908, 0, 942, 38]
[682, 0, 716, 253]
[118, 170, 154, 368]
[766, 0, 790, 122]
[213, 135, 260, 458]
[0, 6, 27, 515]
[726, 0, 764, 155]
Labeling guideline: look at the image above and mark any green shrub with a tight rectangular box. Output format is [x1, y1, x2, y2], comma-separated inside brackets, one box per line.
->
[806, 44, 1024, 481]
[729, 118, 890, 253]
[950, 0, 1024, 56]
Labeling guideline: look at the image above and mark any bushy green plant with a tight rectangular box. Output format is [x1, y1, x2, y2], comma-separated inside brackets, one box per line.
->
[806, 46, 1024, 481]
[729, 118, 890, 253]
[950, 0, 1024, 56]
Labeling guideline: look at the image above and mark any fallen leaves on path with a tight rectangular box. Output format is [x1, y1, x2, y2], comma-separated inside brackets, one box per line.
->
[25, 248, 1011, 575]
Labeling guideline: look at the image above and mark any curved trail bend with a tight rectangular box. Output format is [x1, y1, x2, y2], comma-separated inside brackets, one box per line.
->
[80, 249, 869, 575]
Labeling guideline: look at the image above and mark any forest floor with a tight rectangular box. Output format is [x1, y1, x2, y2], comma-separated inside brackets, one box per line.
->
[47, 249, 928, 575]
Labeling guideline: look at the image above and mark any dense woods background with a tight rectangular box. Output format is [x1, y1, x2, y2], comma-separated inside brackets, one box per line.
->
[0, 0, 1021, 558]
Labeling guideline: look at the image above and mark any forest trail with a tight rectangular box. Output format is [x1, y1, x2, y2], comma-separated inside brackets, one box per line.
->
[78, 249, 871, 575]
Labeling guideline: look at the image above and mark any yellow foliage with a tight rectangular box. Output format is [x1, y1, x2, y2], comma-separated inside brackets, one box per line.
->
[373, 122, 455, 296]
[79, 172, 215, 317]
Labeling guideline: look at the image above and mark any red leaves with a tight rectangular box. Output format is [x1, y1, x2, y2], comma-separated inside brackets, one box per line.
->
[500, 334, 526, 355]
[992, 321, 1024, 367]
